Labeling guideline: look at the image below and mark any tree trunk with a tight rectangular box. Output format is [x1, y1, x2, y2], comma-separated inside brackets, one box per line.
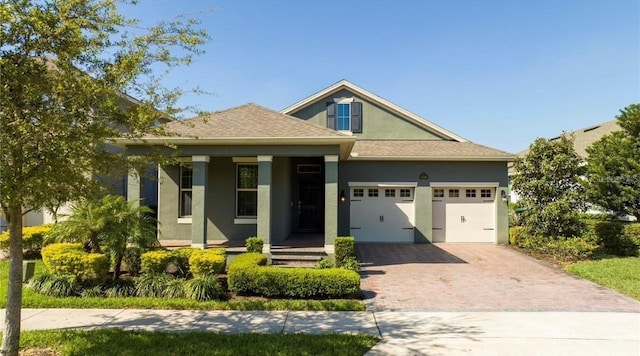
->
[113, 253, 123, 281]
[1, 205, 24, 356]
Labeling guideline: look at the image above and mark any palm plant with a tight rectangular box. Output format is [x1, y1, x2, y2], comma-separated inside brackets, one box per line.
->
[48, 195, 159, 280]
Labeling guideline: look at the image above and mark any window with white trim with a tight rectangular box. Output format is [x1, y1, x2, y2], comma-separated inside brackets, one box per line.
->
[236, 164, 258, 217]
[466, 189, 476, 198]
[481, 189, 492, 198]
[449, 189, 459, 198]
[433, 189, 444, 198]
[385, 189, 396, 197]
[326, 99, 363, 133]
[179, 165, 193, 217]
[353, 188, 364, 197]
[400, 189, 411, 198]
[368, 188, 379, 197]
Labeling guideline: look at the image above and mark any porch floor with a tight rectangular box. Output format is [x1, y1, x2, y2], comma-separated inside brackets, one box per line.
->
[160, 233, 325, 253]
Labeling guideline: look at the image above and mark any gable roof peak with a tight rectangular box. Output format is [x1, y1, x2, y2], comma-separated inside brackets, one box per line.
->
[281, 80, 468, 142]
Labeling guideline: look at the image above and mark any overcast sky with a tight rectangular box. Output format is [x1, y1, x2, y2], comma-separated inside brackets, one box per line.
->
[120, 0, 640, 153]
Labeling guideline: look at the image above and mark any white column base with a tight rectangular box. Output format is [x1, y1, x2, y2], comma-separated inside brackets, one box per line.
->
[191, 243, 207, 249]
[262, 244, 271, 254]
[324, 244, 335, 254]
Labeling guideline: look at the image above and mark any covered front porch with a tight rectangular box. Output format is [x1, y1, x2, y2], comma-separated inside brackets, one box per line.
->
[127, 153, 341, 257]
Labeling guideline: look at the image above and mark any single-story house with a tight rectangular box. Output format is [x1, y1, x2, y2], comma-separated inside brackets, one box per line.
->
[120, 80, 514, 255]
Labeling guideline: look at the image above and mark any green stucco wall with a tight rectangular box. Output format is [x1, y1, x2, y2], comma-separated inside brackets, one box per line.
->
[290, 89, 448, 140]
[157, 157, 293, 244]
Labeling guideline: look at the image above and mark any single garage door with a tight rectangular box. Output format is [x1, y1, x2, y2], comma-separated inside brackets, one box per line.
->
[350, 186, 415, 243]
[432, 187, 495, 243]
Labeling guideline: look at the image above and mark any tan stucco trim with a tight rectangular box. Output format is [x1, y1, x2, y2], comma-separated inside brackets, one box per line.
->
[281, 80, 468, 142]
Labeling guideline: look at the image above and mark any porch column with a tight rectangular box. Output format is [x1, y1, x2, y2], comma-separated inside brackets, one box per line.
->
[324, 155, 339, 255]
[127, 166, 141, 209]
[257, 155, 272, 255]
[496, 187, 509, 244]
[414, 185, 432, 243]
[191, 155, 209, 249]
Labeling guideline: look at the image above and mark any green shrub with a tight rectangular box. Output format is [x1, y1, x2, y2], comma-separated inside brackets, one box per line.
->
[163, 278, 187, 299]
[245, 237, 264, 253]
[227, 253, 268, 294]
[40, 275, 79, 297]
[105, 279, 136, 298]
[141, 250, 172, 274]
[585, 221, 639, 257]
[509, 226, 526, 245]
[315, 258, 334, 269]
[538, 237, 599, 261]
[0, 223, 53, 254]
[186, 275, 224, 301]
[228, 253, 360, 298]
[135, 273, 172, 298]
[340, 257, 360, 272]
[189, 249, 226, 276]
[41, 243, 109, 284]
[81, 286, 103, 298]
[123, 247, 142, 276]
[335, 237, 355, 267]
[27, 273, 55, 294]
[170, 248, 199, 277]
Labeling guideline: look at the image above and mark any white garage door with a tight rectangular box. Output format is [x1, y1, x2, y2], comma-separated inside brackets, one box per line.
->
[350, 186, 415, 243]
[432, 187, 495, 243]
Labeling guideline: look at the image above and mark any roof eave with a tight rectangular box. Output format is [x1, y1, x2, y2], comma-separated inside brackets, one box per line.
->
[348, 155, 515, 162]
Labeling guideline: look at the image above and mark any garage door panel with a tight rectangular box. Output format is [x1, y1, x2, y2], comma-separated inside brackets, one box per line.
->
[350, 187, 415, 243]
[431, 187, 496, 243]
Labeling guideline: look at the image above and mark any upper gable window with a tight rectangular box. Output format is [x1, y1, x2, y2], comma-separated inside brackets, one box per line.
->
[327, 98, 362, 133]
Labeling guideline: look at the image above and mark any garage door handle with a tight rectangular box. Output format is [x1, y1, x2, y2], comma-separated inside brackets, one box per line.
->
[350, 227, 361, 230]
[432, 228, 443, 230]
[460, 216, 466, 223]
[402, 227, 414, 230]
[483, 228, 494, 230]
[380, 215, 384, 222]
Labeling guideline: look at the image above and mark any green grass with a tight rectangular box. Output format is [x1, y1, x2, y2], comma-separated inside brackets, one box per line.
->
[566, 257, 640, 300]
[0, 261, 365, 311]
[17, 329, 378, 356]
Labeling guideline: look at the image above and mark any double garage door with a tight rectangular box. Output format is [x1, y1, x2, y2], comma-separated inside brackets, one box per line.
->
[349, 184, 496, 243]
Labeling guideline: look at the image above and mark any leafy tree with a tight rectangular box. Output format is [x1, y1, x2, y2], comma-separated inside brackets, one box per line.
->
[48, 195, 158, 280]
[512, 135, 586, 237]
[585, 104, 640, 219]
[0, 0, 207, 353]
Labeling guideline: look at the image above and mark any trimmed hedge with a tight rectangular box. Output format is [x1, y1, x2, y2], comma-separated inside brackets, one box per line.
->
[41, 243, 109, 284]
[584, 220, 640, 257]
[189, 249, 226, 276]
[245, 237, 264, 254]
[0, 223, 53, 253]
[141, 250, 173, 274]
[335, 237, 355, 267]
[171, 248, 200, 276]
[228, 253, 360, 298]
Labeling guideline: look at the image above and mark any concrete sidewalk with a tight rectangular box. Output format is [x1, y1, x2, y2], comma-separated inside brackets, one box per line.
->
[2, 309, 639, 355]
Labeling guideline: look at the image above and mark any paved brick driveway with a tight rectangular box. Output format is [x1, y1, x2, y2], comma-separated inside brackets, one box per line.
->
[357, 243, 640, 312]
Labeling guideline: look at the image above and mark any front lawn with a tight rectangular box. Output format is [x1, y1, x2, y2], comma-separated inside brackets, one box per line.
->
[16, 329, 378, 356]
[0, 261, 365, 311]
[566, 257, 640, 300]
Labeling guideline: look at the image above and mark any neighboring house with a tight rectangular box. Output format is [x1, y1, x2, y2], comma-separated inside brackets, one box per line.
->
[508, 120, 620, 202]
[120, 80, 514, 255]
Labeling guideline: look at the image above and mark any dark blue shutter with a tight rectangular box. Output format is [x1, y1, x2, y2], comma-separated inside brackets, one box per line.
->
[326, 102, 336, 130]
[351, 102, 362, 133]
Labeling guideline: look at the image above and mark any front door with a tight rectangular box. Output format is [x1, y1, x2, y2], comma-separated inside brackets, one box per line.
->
[294, 161, 324, 232]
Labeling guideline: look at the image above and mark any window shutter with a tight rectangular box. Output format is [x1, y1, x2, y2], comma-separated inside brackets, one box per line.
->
[351, 101, 362, 133]
[326, 102, 336, 130]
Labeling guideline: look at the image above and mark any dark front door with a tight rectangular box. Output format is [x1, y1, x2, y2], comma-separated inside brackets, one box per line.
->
[294, 161, 324, 232]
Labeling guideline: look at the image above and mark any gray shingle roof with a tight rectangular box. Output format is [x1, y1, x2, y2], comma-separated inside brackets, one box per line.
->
[350, 140, 514, 160]
[162, 103, 349, 138]
[516, 120, 621, 158]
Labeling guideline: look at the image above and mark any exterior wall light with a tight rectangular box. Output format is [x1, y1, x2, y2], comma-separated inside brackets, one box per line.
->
[340, 190, 346, 203]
